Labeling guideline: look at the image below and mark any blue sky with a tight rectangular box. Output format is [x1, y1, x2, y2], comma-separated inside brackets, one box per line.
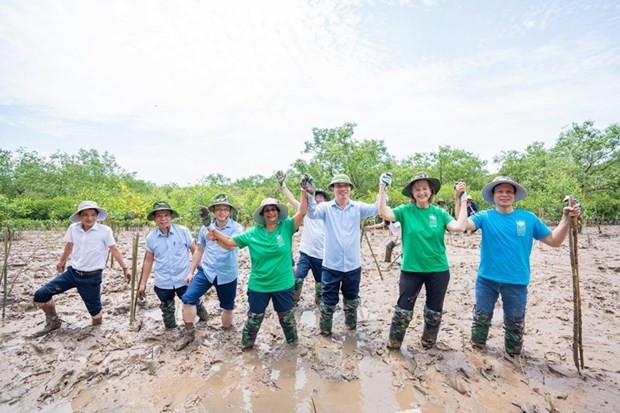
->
[1, 0, 619, 186]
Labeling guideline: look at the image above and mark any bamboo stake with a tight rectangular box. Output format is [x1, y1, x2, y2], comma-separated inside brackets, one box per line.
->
[386, 251, 402, 270]
[129, 232, 139, 323]
[363, 229, 383, 280]
[568, 196, 584, 372]
[2, 227, 12, 321]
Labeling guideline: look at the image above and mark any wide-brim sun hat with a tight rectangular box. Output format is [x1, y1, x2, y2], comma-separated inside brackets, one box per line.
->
[315, 189, 331, 201]
[147, 201, 179, 221]
[252, 198, 289, 225]
[481, 176, 527, 204]
[402, 172, 441, 198]
[208, 193, 237, 214]
[328, 174, 354, 191]
[70, 201, 108, 223]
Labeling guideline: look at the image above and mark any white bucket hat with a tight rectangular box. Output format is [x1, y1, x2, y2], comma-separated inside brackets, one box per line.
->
[252, 198, 289, 225]
[481, 176, 527, 204]
[70, 201, 108, 223]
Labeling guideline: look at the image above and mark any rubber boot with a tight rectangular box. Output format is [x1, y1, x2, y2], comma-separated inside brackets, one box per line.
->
[160, 300, 177, 329]
[278, 310, 298, 345]
[343, 298, 360, 330]
[387, 306, 413, 349]
[314, 282, 323, 306]
[241, 312, 265, 350]
[384, 241, 395, 262]
[504, 315, 525, 356]
[421, 305, 442, 349]
[174, 324, 195, 351]
[293, 277, 304, 304]
[319, 304, 337, 336]
[471, 306, 493, 350]
[196, 301, 208, 322]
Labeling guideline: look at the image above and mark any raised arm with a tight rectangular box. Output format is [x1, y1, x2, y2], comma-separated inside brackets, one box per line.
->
[378, 172, 396, 222]
[454, 181, 476, 232]
[276, 170, 301, 210]
[446, 181, 470, 232]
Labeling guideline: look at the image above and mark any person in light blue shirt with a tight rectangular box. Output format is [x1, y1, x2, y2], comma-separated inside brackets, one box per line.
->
[461, 176, 580, 356]
[138, 201, 197, 332]
[176, 194, 243, 350]
[306, 173, 379, 336]
[276, 170, 329, 306]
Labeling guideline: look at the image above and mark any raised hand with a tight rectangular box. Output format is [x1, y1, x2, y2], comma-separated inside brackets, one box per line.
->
[380, 172, 393, 188]
[300, 173, 316, 194]
[276, 170, 287, 187]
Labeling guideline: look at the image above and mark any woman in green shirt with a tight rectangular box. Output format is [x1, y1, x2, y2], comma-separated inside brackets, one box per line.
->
[209, 184, 310, 350]
[378, 172, 469, 350]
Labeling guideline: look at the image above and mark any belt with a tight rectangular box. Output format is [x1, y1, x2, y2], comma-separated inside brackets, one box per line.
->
[71, 267, 103, 277]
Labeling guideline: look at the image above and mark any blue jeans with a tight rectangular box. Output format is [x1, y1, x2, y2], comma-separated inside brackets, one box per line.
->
[321, 267, 361, 306]
[247, 287, 294, 314]
[154, 285, 187, 304]
[33, 267, 103, 316]
[396, 270, 450, 312]
[475, 276, 528, 318]
[295, 252, 323, 283]
[182, 268, 237, 310]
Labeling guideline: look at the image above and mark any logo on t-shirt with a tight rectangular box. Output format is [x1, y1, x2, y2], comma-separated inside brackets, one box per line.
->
[516, 220, 526, 236]
[429, 214, 437, 228]
[276, 234, 284, 247]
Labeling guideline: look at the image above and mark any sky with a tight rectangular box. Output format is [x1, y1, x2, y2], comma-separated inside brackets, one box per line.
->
[1, 0, 619, 186]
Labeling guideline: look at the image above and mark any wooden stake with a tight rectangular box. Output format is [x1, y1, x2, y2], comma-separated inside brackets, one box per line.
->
[568, 196, 584, 372]
[129, 232, 139, 323]
[363, 229, 383, 280]
[2, 228, 10, 321]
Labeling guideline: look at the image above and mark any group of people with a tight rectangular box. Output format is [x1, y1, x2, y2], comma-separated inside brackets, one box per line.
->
[32, 171, 580, 357]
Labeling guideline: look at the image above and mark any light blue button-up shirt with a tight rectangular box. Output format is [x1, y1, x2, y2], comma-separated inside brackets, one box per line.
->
[145, 224, 194, 289]
[198, 218, 243, 285]
[307, 196, 379, 272]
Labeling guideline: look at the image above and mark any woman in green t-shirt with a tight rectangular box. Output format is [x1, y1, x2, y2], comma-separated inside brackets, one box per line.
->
[208, 179, 311, 350]
[378, 172, 469, 350]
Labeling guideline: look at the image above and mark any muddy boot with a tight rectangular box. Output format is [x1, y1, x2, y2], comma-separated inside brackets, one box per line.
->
[314, 282, 323, 306]
[34, 316, 61, 337]
[384, 240, 395, 262]
[471, 306, 493, 350]
[387, 306, 413, 349]
[196, 301, 208, 322]
[319, 304, 337, 336]
[241, 312, 265, 350]
[293, 277, 304, 304]
[504, 316, 525, 356]
[421, 306, 443, 349]
[174, 324, 195, 351]
[278, 310, 298, 345]
[160, 300, 177, 329]
[343, 298, 360, 330]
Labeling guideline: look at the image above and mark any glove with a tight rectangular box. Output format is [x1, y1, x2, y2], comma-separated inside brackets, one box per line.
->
[460, 192, 468, 203]
[276, 170, 286, 188]
[300, 174, 315, 194]
[380, 172, 393, 188]
[199, 206, 212, 227]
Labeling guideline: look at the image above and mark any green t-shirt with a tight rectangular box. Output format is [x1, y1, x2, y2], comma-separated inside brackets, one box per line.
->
[393, 204, 454, 272]
[233, 218, 297, 293]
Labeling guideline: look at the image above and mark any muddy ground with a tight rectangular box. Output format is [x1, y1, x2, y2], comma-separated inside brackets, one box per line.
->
[0, 225, 619, 412]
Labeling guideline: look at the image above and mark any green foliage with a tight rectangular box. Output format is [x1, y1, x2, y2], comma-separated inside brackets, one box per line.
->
[1, 120, 618, 228]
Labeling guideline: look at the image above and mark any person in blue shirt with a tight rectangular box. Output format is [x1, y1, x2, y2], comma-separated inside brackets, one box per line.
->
[460, 176, 580, 356]
[277, 170, 329, 306]
[138, 201, 199, 333]
[306, 173, 379, 336]
[175, 194, 243, 350]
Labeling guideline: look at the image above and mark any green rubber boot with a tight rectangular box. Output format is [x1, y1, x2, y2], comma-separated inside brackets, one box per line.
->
[319, 304, 337, 336]
[160, 300, 177, 329]
[278, 310, 298, 345]
[196, 301, 208, 322]
[387, 306, 413, 349]
[471, 306, 493, 350]
[421, 305, 443, 349]
[504, 315, 525, 356]
[241, 312, 265, 350]
[314, 282, 323, 306]
[293, 277, 304, 304]
[343, 298, 360, 330]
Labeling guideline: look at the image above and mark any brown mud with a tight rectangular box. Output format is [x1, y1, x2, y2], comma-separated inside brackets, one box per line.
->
[1, 226, 619, 412]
